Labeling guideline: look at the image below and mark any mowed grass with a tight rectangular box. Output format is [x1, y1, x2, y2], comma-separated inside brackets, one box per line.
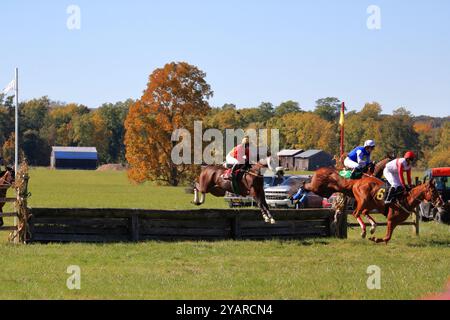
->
[0, 168, 449, 300]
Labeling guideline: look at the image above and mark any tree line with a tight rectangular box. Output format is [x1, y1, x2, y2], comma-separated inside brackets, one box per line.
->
[0, 95, 132, 166]
[1, 61, 448, 186]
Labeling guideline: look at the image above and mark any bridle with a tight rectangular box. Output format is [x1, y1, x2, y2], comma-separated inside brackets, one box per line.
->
[407, 183, 443, 209]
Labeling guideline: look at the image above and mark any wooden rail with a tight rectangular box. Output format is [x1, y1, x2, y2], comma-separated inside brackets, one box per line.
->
[28, 208, 344, 243]
[0, 212, 18, 218]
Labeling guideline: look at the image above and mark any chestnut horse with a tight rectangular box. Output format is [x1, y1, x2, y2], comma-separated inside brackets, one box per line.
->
[302, 156, 395, 233]
[0, 168, 15, 227]
[352, 177, 444, 244]
[303, 156, 394, 199]
[193, 159, 275, 224]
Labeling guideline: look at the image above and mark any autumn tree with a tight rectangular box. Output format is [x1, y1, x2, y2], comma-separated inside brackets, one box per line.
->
[40, 103, 90, 147]
[429, 122, 450, 167]
[2, 134, 15, 164]
[274, 100, 301, 117]
[73, 111, 112, 163]
[125, 62, 213, 186]
[97, 100, 132, 163]
[270, 112, 338, 153]
[314, 97, 342, 121]
[19, 97, 52, 165]
[0, 94, 15, 147]
[378, 108, 419, 158]
[360, 102, 382, 120]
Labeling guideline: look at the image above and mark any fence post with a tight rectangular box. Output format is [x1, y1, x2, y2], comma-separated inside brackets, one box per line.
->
[413, 208, 420, 236]
[10, 162, 31, 244]
[130, 214, 139, 242]
[231, 214, 241, 240]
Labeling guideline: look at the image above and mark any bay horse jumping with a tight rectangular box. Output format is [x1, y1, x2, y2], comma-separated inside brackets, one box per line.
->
[193, 158, 276, 224]
[351, 177, 444, 244]
[0, 167, 15, 227]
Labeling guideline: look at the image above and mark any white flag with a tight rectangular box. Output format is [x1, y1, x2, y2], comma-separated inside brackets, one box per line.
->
[2, 79, 16, 95]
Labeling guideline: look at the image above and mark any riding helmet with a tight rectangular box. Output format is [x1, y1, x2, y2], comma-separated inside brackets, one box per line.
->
[364, 140, 376, 148]
[404, 151, 416, 160]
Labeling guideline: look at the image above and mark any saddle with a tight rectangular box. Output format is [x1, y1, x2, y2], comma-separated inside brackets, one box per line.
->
[222, 168, 246, 194]
[339, 169, 363, 180]
[340, 162, 375, 180]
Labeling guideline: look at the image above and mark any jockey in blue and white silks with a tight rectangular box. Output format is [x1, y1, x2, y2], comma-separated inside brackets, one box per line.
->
[344, 140, 376, 170]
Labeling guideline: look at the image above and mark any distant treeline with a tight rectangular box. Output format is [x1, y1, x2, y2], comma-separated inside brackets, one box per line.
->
[0, 94, 448, 169]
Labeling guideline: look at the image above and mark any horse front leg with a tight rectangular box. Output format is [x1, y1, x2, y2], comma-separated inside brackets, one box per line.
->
[255, 196, 270, 223]
[363, 210, 378, 235]
[261, 196, 275, 225]
[192, 184, 206, 206]
[382, 210, 410, 244]
[370, 219, 394, 244]
[353, 205, 367, 239]
[253, 192, 275, 225]
[370, 207, 404, 244]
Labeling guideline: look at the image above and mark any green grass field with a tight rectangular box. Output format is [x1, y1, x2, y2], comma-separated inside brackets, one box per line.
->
[0, 168, 448, 300]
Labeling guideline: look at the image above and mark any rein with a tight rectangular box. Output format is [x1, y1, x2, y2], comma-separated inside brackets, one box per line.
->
[395, 185, 440, 216]
[245, 170, 263, 178]
[0, 174, 14, 188]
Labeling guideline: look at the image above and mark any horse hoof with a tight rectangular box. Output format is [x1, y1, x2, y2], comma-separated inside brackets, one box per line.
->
[370, 225, 377, 235]
[270, 219, 276, 225]
[361, 231, 367, 239]
[369, 237, 376, 242]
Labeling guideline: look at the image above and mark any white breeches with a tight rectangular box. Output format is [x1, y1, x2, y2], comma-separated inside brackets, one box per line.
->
[226, 154, 239, 165]
[344, 158, 361, 169]
[383, 168, 402, 188]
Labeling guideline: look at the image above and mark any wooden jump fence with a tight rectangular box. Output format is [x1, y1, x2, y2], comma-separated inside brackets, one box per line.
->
[1, 164, 418, 244]
[28, 208, 345, 243]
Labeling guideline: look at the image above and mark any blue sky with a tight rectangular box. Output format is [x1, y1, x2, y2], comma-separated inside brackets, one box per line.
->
[1, 0, 449, 116]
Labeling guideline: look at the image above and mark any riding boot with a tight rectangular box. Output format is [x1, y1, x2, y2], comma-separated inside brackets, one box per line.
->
[384, 187, 396, 205]
[350, 167, 361, 179]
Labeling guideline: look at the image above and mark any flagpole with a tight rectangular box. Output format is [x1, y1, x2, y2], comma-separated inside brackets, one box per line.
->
[14, 68, 19, 177]
[340, 102, 345, 158]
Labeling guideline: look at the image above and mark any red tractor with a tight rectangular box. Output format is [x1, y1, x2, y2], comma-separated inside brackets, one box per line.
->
[419, 167, 450, 224]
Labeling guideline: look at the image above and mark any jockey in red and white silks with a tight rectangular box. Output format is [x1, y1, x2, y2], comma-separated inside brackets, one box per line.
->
[224, 137, 250, 179]
[383, 151, 416, 204]
[226, 137, 250, 167]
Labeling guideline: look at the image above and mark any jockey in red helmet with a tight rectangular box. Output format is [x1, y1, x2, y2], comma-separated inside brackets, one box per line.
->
[223, 137, 251, 180]
[383, 151, 416, 204]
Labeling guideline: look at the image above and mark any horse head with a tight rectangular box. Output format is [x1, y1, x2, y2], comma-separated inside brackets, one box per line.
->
[386, 152, 396, 160]
[422, 178, 445, 209]
[258, 155, 279, 172]
[371, 154, 396, 179]
[1, 166, 15, 186]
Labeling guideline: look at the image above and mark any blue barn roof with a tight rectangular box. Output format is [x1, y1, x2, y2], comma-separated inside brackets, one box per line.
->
[52, 147, 98, 160]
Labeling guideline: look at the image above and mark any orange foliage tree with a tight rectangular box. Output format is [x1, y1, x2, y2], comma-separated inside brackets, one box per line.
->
[125, 62, 213, 186]
[1, 133, 15, 165]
